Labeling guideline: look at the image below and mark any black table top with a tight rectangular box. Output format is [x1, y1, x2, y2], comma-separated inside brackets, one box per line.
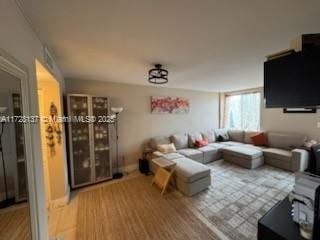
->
[258, 196, 306, 240]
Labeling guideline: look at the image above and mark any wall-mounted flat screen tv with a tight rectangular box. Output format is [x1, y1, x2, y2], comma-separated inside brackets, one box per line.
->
[264, 46, 320, 108]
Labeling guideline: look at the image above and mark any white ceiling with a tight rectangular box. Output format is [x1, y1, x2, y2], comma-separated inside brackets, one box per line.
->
[18, 0, 320, 92]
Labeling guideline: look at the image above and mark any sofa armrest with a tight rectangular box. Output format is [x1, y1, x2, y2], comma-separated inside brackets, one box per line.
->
[291, 149, 309, 172]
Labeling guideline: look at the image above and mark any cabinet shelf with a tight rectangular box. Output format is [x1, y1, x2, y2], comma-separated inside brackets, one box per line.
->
[67, 94, 112, 189]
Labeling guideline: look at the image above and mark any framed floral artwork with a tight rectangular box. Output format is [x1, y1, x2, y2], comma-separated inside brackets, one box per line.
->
[151, 96, 190, 114]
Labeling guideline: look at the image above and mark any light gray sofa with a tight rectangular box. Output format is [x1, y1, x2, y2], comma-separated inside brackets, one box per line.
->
[147, 129, 309, 196]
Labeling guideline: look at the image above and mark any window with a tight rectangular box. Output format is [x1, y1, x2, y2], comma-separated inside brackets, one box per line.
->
[224, 92, 261, 130]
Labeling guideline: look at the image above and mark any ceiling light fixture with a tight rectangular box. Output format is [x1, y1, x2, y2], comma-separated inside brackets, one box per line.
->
[148, 64, 168, 84]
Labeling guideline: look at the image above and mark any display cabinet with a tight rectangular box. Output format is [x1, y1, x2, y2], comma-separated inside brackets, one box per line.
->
[67, 94, 112, 188]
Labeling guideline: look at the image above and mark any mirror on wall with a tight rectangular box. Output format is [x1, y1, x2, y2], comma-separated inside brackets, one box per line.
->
[0, 68, 31, 240]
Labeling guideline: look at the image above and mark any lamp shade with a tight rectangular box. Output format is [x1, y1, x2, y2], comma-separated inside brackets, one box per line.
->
[111, 107, 124, 114]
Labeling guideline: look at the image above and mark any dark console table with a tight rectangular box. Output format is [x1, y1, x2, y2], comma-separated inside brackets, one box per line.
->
[258, 197, 306, 240]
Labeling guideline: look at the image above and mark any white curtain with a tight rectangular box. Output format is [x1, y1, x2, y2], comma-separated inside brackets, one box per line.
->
[225, 92, 261, 130]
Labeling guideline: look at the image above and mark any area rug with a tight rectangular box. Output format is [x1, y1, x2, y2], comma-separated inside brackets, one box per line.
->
[188, 160, 294, 240]
[76, 176, 221, 240]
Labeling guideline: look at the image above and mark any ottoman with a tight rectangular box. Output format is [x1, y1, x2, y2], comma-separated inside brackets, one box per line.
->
[223, 145, 264, 169]
[171, 157, 211, 196]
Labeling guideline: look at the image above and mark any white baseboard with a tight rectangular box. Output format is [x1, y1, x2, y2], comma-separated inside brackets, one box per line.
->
[49, 192, 69, 209]
[114, 163, 138, 175]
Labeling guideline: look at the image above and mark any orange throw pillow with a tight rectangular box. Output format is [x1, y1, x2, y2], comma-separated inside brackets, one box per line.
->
[195, 139, 208, 148]
[250, 132, 268, 146]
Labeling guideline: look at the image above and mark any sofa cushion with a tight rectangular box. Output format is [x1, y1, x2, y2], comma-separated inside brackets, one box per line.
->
[208, 142, 230, 150]
[228, 129, 245, 142]
[244, 130, 263, 144]
[150, 136, 171, 150]
[223, 146, 263, 160]
[172, 157, 211, 183]
[163, 152, 185, 161]
[198, 146, 219, 163]
[267, 132, 306, 150]
[188, 132, 203, 147]
[215, 128, 230, 141]
[263, 148, 292, 162]
[242, 144, 267, 150]
[223, 141, 244, 146]
[176, 148, 203, 162]
[202, 129, 216, 143]
[171, 133, 189, 149]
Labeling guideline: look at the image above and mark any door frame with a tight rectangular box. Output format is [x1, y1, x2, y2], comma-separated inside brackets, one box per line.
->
[0, 49, 43, 240]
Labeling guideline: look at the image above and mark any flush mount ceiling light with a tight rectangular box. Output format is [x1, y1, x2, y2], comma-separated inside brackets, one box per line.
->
[148, 64, 168, 84]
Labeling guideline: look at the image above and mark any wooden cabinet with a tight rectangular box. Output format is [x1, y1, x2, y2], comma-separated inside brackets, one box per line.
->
[67, 94, 112, 188]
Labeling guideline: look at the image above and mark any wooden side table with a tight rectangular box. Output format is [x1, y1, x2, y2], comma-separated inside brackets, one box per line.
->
[151, 157, 176, 196]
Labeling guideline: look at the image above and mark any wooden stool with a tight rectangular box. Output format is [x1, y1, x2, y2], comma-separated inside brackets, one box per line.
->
[151, 157, 176, 196]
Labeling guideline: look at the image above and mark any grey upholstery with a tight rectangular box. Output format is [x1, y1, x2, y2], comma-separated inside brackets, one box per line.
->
[228, 129, 244, 142]
[172, 157, 211, 183]
[267, 132, 306, 150]
[172, 157, 211, 196]
[177, 148, 203, 162]
[222, 141, 244, 146]
[263, 148, 309, 172]
[208, 142, 229, 151]
[170, 133, 189, 149]
[198, 146, 219, 163]
[223, 146, 264, 169]
[147, 129, 310, 197]
[202, 129, 216, 143]
[263, 148, 292, 161]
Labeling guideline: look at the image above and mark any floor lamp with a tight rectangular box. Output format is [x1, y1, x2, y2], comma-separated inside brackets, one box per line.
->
[111, 107, 124, 179]
[0, 107, 13, 209]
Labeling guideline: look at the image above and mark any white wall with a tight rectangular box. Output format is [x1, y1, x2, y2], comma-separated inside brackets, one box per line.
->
[66, 79, 219, 170]
[261, 108, 320, 141]
[0, 1, 65, 239]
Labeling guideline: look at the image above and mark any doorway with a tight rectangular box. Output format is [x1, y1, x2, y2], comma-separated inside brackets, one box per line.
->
[35, 60, 69, 237]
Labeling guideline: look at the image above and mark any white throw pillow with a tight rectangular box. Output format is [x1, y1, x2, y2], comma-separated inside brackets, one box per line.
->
[157, 143, 177, 154]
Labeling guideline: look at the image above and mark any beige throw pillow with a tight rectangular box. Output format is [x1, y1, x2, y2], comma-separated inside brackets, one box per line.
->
[157, 143, 176, 154]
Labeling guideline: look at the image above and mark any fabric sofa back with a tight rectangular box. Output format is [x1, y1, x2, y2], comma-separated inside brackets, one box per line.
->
[227, 129, 244, 142]
[267, 132, 306, 150]
[170, 133, 189, 149]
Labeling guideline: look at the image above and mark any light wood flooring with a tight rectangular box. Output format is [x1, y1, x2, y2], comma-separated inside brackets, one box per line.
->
[0, 203, 31, 240]
[50, 173, 223, 240]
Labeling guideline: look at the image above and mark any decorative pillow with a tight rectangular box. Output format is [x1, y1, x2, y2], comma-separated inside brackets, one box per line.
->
[195, 139, 208, 148]
[188, 132, 203, 147]
[250, 133, 268, 146]
[215, 129, 229, 141]
[157, 143, 176, 154]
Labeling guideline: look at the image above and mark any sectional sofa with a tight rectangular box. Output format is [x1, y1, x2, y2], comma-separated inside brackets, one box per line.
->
[147, 129, 309, 196]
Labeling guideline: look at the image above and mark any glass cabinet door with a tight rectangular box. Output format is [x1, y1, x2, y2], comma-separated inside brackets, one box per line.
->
[69, 96, 91, 186]
[92, 97, 111, 181]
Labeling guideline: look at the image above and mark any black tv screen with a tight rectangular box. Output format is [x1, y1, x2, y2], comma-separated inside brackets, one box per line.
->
[264, 46, 320, 108]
